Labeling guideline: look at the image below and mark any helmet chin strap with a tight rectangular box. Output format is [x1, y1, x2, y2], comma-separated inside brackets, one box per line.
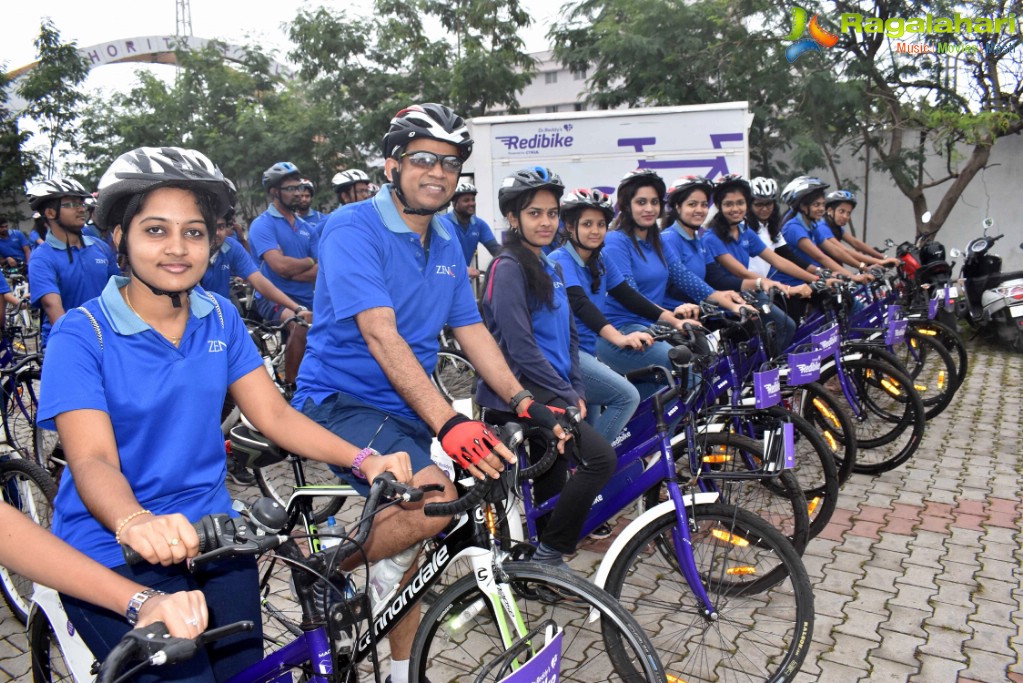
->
[130, 269, 190, 309]
[391, 169, 440, 217]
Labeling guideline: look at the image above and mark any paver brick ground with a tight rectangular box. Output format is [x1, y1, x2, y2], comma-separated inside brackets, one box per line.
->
[0, 337, 1019, 682]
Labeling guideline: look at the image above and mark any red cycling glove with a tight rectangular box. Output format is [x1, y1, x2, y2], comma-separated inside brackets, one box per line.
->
[437, 414, 500, 469]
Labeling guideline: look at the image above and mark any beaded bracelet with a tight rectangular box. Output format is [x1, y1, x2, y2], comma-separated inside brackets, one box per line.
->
[115, 509, 153, 544]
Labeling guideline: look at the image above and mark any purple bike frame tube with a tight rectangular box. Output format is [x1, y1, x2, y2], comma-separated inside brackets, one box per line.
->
[224, 628, 332, 683]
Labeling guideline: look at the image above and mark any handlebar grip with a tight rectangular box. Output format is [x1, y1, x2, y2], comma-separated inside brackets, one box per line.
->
[122, 514, 221, 566]
[515, 431, 559, 481]
[423, 476, 494, 517]
[667, 345, 692, 366]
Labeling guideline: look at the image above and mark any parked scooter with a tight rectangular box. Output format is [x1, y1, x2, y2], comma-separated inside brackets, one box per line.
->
[951, 218, 1023, 352]
[889, 212, 959, 328]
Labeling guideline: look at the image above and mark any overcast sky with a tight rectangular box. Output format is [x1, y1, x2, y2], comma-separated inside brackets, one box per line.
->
[4, 0, 557, 77]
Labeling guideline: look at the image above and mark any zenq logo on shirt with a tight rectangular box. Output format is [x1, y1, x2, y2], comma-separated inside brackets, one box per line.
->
[207, 340, 227, 352]
[434, 265, 457, 278]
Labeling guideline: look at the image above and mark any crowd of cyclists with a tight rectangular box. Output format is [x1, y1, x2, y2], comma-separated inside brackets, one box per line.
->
[0, 99, 915, 681]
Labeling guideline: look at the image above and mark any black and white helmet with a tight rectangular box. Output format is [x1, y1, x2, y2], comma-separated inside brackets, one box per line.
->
[616, 169, 666, 208]
[498, 167, 564, 216]
[382, 103, 473, 161]
[750, 177, 778, 200]
[453, 182, 478, 198]
[711, 173, 752, 207]
[95, 147, 233, 229]
[561, 188, 614, 222]
[780, 176, 830, 208]
[331, 169, 370, 192]
[27, 178, 91, 211]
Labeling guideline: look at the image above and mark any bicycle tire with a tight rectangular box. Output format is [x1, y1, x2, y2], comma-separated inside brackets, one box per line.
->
[646, 432, 810, 555]
[604, 502, 814, 683]
[784, 381, 857, 485]
[411, 561, 667, 683]
[908, 318, 968, 390]
[731, 406, 839, 540]
[29, 608, 79, 683]
[892, 330, 958, 420]
[432, 350, 478, 404]
[20, 368, 64, 481]
[0, 457, 58, 623]
[818, 357, 926, 474]
[254, 458, 350, 524]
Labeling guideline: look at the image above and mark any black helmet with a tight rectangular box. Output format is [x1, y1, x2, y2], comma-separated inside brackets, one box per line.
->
[711, 174, 752, 207]
[96, 147, 233, 230]
[616, 169, 666, 208]
[27, 178, 91, 212]
[261, 162, 301, 191]
[920, 241, 946, 265]
[381, 103, 473, 161]
[561, 188, 614, 223]
[825, 190, 857, 209]
[781, 176, 830, 209]
[666, 175, 713, 207]
[498, 167, 564, 216]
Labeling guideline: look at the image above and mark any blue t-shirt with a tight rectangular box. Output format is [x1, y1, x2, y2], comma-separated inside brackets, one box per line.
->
[661, 224, 716, 308]
[602, 230, 671, 329]
[201, 237, 259, 298]
[28, 230, 44, 248]
[248, 205, 318, 307]
[28, 233, 120, 346]
[0, 230, 30, 260]
[293, 185, 481, 421]
[549, 243, 625, 355]
[438, 212, 498, 266]
[38, 277, 263, 567]
[777, 215, 823, 286]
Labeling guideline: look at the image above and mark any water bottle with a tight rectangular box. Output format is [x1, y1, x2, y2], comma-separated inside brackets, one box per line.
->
[311, 517, 354, 620]
[367, 542, 421, 616]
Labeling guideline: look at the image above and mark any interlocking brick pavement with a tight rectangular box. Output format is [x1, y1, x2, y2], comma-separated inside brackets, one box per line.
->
[1, 336, 1020, 682]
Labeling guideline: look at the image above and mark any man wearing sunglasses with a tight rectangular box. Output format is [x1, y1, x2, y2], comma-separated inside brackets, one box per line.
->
[26, 178, 120, 347]
[248, 161, 317, 384]
[294, 103, 571, 683]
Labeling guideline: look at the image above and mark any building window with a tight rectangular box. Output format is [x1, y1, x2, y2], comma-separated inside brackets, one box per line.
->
[544, 71, 558, 85]
[574, 102, 585, 112]
[545, 105, 559, 113]
[572, 69, 587, 80]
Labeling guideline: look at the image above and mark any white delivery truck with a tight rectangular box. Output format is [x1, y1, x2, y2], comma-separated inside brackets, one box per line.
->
[462, 102, 753, 262]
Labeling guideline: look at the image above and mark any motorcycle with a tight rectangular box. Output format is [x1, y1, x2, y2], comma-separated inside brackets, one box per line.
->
[951, 218, 1023, 352]
[887, 212, 959, 329]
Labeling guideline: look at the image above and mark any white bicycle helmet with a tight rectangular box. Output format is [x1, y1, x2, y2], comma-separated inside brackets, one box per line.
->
[780, 176, 830, 208]
[453, 182, 478, 198]
[331, 169, 371, 192]
[750, 177, 779, 200]
[381, 103, 473, 161]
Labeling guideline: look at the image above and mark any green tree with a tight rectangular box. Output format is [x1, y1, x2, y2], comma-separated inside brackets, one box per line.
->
[17, 20, 89, 178]
[0, 69, 41, 218]
[551, 0, 1023, 238]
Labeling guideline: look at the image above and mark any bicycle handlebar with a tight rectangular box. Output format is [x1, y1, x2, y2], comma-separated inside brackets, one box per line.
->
[0, 353, 41, 378]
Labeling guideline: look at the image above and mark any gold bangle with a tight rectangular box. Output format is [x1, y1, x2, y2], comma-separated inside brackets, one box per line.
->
[115, 509, 152, 545]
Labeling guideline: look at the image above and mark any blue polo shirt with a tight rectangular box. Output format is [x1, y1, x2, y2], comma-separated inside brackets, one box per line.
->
[300, 209, 330, 236]
[549, 243, 624, 355]
[294, 185, 481, 421]
[28, 233, 120, 346]
[777, 215, 823, 286]
[82, 224, 117, 253]
[29, 230, 44, 248]
[248, 205, 318, 307]
[0, 230, 30, 260]
[38, 277, 263, 567]
[201, 237, 259, 298]
[602, 230, 672, 329]
[702, 223, 767, 268]
[438, 212, 498, 265]
[661, 223, 717, 308]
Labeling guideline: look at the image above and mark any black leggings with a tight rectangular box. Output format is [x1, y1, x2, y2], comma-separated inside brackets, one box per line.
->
[486, 395, 616, 554]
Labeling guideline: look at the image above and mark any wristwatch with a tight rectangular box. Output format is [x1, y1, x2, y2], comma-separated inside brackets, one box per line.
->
[509, 390, 534, 414]
[351, 447, 379, 480]
[294, 305, 309, 314]
[125, 588, 166, 625]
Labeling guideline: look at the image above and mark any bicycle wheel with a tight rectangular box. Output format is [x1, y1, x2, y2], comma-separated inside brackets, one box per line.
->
[19, 368, 64, 480]
[819, 357, 926, 474]
[432, 350, 478, 404]
[730, 406, 839, 540]
[891, 330, 958, 420]
[909, 318, 968, 390]
[648, 432, 810, 554]
[604, 502, 814, 683]
[0, 457, 58, 623]
[254, 457, 351, 524]
[29, 609, 79, 683]
[411, 562, 666, 683]
[785, 381, 857, 485]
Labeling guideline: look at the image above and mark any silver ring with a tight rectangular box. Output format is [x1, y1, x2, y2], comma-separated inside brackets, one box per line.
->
[185, 617, 198, 626]
[169, 538, 180, 547]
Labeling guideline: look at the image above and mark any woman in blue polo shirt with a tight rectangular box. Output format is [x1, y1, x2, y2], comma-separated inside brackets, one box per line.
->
[700, 175, 816, 353]
[476, 167, 615, 569]
[38, 146, 412, 681]
[550, 188, 697, 443]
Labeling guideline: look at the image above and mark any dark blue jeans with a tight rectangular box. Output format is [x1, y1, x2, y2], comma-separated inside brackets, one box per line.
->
[61, 556, 262, 682]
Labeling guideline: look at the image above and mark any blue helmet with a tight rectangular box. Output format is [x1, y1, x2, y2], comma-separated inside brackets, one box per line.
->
[262, 162, 301, 190]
